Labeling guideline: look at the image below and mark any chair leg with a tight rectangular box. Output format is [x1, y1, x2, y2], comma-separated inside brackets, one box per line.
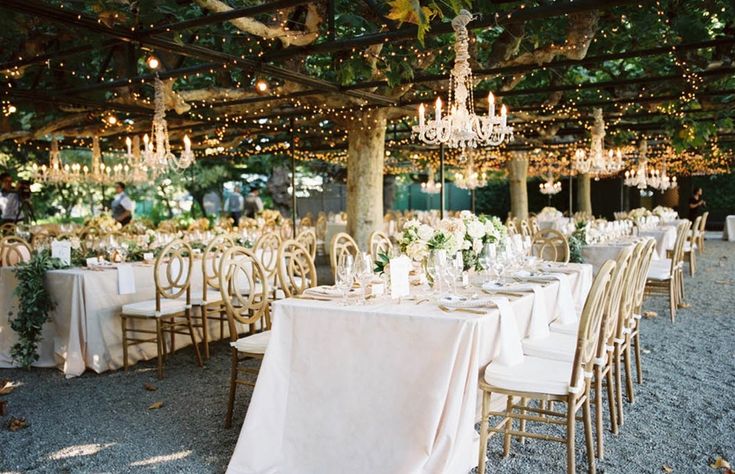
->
[201, 305, 210, 360]
[634, 331, 643, 384]
[478, 390, 491, 474]
[186, 310, 203, 368]
[624, 341, 635, 404]
[225, 350, 239, 429]
[594, 368, 603, 459]
[669, 280, 676, 323]
[155, 319, 164, 379]
[566, 395, 576, 474]
[605, 367, 617, 434]
[502, 396, 513, 457]
[121, 315, 129, 372]
[583, 396, 595, 473]
[614, 346, 624, 428]
[518, 397, 527, 444]
[689, 252, 696, 276]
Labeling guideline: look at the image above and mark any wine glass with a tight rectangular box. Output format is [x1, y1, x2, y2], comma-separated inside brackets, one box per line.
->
[445, 252, 463, 295]
[335, 254, 354, 305]
[354, 252, 374, 304]
[479, 243, 496, 283]
[426, 250, 446, 295]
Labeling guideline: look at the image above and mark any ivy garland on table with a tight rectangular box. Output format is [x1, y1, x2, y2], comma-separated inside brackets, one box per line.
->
[569, 221, 588, 264]
[9, 250, 68, 369]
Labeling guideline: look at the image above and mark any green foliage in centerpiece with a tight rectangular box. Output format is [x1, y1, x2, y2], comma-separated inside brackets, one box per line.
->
[569, 221, 588, 264]
[9, 250, 68, 369]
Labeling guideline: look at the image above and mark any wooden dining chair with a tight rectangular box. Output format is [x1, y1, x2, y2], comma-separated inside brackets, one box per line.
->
[697, 211, 708, 254]
[253, 232, 282, 287]
[296, 228, 317, 261]
[629, 239, 656, 386]
[531, 229, 570, 263]
[277, 239, 317, 298]
[368, 230, 393, 261]
[678, 216, 700, 276]
[519, 219, 532, 238]
[191, 234, 234, 359]
[477, 260, 616, 474]
[219, 246, 271, 428]
[120, 239, 202, 379]
[645, 221, 690, 322]
[315, 214, 328, 255]
[529, 217, 540, 236]
[0, 222, 17, 236]
[330, 232, 359, 280]
[0, 235, 32, 266]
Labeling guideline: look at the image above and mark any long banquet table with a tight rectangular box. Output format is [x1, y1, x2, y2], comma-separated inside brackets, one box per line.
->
[227, 263, 593, 474]
[0, 262, 237, 377]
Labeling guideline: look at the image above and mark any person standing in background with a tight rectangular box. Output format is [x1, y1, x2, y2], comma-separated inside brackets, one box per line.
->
[688, 187, 706, 221]
[243, 187, 264, 218]
[227, 186, 245, 227]
[111, 182, 134, 226]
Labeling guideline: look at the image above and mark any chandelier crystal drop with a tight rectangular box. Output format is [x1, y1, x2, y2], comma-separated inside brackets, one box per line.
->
[539, 173, 562, 195]
[623, 139, 677, 192]
[143, 76, 195, 173]
[574, 108, 624, 176]
[454, 154, 487, 190]
[420, 167, 442, 194]
[412, 10, 513, 150]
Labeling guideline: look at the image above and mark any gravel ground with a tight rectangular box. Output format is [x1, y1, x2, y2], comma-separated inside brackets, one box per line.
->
[1, 242, 733, 473]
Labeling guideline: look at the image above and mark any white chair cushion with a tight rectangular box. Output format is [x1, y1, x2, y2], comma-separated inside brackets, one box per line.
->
[122, 299, 187, 317]
[191, 290, 223, 305]
[231, 330, 271, 355]
[683, 242, 697, 252]
[484, 356, 583, 396]
[647, 261, 672, 280]
[522, 332, 577, 363]
[549, 319, 578, 336]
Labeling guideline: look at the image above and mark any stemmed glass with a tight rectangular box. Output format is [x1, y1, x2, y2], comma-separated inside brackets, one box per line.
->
[354, 252, 374, 305]
[335, 254, 354, 305]
[445, 252, 464, 295]
[426, 250, 447, 296]
[479, 243, 496, 284]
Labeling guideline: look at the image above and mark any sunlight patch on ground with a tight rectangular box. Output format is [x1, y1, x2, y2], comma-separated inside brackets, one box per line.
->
[48, 443, 115, 460]
[130, 450, 192, 466]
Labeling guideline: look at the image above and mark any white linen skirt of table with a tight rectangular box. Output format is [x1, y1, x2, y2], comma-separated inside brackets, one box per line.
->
[0, 263, 238, 376]
[582, 240, 640, 274]
[723, 215, 735, 241]
[638, 225, 677, 257]
[227, 264, 593, 474]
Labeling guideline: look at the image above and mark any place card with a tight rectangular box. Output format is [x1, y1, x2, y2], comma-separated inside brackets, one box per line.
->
[86, 256, 100, 266]
[143, 252, 154, 262]
[389, 255, 410, 299]
[50, 240, 71, 266]
[117, 263, 136, 295]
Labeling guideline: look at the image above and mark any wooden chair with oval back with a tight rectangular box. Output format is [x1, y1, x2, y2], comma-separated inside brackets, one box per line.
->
[477, 260, 616, 474]
[0, 235, 32, 266]
[677, 216, 700, 276]
[519, 219, 532, 238]
[0, 222, 17, 236]
[120, 239, 202, 379]
[296, 228, 317, 262]
[645, 221, 691, 323]
[253, 232, 282, 298]
[277, 239, 318, 298]
[191, 234, 234, 360]
[218, 246, 271, 428]
[330, 232, 359, 281]
[368, 230, 393, 262]
[529, 217, 540, 236]
[629, 239, 657, 389]
[531, 229, 570, 264]
[697, 211, 708, 254]
[315, 213, 328, 256]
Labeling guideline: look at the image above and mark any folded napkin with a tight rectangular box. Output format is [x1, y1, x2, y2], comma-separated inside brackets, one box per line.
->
[117, 264, 136, 295]
[487, 296, 523, 367]
[303, 286, 358, 298]
[545, 273, 577, 325]
[526, 285, 550, 340]
[482, 281, 538, 293]
[437, 295, 494, 309]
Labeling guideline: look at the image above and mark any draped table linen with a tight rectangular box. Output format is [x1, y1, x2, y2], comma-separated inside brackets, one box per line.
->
[723, 215, 735, 242]
[227, 263, 593, 474]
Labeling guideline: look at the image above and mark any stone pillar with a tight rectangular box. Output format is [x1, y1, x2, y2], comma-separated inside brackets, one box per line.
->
[506, 153, 529, 219]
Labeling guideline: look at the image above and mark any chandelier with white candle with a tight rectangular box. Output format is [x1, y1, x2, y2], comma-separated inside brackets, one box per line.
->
[420, 167, 442, 194]
[142, 76, 195, 173]
[574, 108, 624, 176]
[412, 10, 513, 150]
[539, 173, 562, 195]
[623, 139, 677, 192]
[454, 156, 487, 190]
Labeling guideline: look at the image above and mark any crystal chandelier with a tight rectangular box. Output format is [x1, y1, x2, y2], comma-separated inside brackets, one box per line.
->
[623, 139, 676, 192]
[123, 136, 154, 184]
[142, 76, 195, 173]
[574, 108, 624, 176]
[34, 137, 67, 183]
[420, 168, 442, 194]
[412, 10, 513, 150]
[539, 173, 562, 195]
[454, 156, 487, 190]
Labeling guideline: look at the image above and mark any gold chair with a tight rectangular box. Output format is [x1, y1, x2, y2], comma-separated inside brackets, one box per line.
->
[678, 216, 700, 276]
[279, 220, 294, 240]
[645, 221, 690, 322]
[368, 230, 393, 261]
[329, 232, 359, 280]
[253, 232, 282, 288]
[529, 217, 540, 236]
[478, 260, 616, 474]
[192, 234, 234, 359]
[519, 219, 532, 238]
[219, 246, 271, 428]
[0, 236, 32, 266]
[277, 239, 317, 297]
[697, 211, 708, 253]
[296, 228, 317, 261]
[0, 222, 16, 236]
[531, 229, 570, 263]
[630, 239, 656, 386]
[120, 239, 202, 379]
[315, 214, 328, 255]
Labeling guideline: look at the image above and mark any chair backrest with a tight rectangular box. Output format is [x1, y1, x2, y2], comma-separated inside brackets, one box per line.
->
[0, 222, 16, 236]
[529, 217, 540, 235]
[570, 260, 616, 391]
[219, 246, 270, 338]
[299, 215, 313, 228]
[154, 239, 192, 309]
[330, 232, 359, 276]
[670, 221, 691, 272]
[315, 214, 327, 241]
[296, 228, 317, 261]
[280, 220, 294, 240]
[31, 229, 58, 249]
[278, 239, 317, 297]
[599, 245, 633, 355]
[506, 221, 518, 236]
[632, 239, 657, 313]
[690, 216, 702, 241]
[202, 234, 235, 295]
[368, 230, 393, 261]
[0, 236, 32, 266]
[253, 232, 282, 281]
[615, 240, 646, 341]
[519, 219, 532, 238]
[531, 229, 570, 263]
[700, 211, 709, 232]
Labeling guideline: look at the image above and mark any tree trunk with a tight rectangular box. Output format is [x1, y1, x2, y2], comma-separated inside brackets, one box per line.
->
[576, 173, 592, 215]
[383, 174, 396, 214]
[346, 109, 387, 250]
[506, 153, 529, 219]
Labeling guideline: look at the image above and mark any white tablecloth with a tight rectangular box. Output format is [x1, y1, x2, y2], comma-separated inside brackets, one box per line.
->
[0, 263, 235, 377]
[724, 216, 735, 241]
[582, 239, 641, 274]
[638, 225, 677, 258]
[227, 264, 593, 474]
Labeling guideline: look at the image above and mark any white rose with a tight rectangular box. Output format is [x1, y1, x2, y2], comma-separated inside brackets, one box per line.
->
[462, 239, 472, 250]
[473, 238, 483, 253]
[459, 210, 473, 220]
[467, 220, 485, 239]
[417, 224, 434, 242]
